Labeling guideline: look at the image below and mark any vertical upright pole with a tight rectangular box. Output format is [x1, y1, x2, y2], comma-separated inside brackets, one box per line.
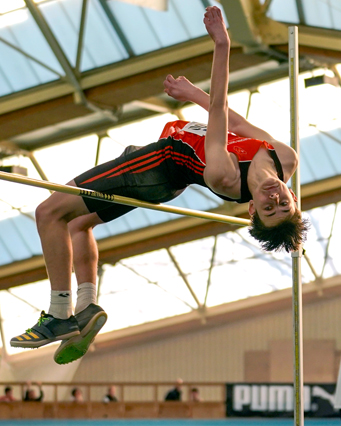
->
[289, 26, 304, 426]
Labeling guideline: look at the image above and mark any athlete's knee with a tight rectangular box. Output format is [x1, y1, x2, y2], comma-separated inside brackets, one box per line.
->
[35, 197, 64, 230]
[35, 199, 50, 227]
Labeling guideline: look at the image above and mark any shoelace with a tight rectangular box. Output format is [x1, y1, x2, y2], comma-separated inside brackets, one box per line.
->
[25, 310, 49, 333]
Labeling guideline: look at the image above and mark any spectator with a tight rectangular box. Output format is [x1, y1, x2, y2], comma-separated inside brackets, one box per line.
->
[165, 378, 183, 401]
[23, 382, 44, 401]
[0, 386, 17, 402]
[103, 385, 118, 402]
[190, 387, 202, 402]
[70, 387, 83, 402]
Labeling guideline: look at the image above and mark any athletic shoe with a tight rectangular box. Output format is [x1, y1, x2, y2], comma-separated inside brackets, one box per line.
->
[10, 311, 80, 349]
[54, 304, 107, 365]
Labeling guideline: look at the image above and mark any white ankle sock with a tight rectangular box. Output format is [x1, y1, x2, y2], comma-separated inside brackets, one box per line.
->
[48, 290, 73, 319]
[75, 282, 97, 314]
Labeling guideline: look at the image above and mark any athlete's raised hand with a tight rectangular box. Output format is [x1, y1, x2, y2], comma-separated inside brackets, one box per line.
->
[163, 74, 196, 102]
[204, 6, 229, 46]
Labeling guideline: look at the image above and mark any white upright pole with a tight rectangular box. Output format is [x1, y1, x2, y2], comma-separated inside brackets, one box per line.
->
[289, 26, 304, 426]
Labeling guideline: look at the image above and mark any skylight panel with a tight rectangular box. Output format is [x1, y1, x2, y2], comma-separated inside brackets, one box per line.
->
[107, 0, 162, 55]
[0, 218, 32, 260]
[0, 41, 45, 91]
[80, 0, 129, 70]
[106, 0, 210, 56]
[301, 133, 338, 180]
[142, 0, 196, 47]
[301, 0, 341, 30]
[38, 0, 128, 70]
[266, 0, 300, 24]
[0, 12, 64, 78]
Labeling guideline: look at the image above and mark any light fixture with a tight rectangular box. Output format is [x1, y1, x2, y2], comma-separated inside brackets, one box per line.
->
[114, 0, 168, 11]
[0, 166, 27, 176]
[0, 0, 47, 14]
[304, 74, 339, 88]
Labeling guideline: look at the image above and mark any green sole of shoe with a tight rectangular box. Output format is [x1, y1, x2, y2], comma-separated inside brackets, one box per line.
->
[54, 312, 107, 365]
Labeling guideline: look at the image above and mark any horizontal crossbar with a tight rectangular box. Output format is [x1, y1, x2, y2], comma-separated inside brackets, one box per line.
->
[0, 171, 250, 226]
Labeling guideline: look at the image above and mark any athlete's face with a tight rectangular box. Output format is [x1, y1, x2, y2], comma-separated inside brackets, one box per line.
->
[249, 178, 297, 226]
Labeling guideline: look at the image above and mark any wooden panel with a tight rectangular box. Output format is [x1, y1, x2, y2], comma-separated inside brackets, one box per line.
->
[124, 402, 158, 418]
[158, 401, 191, 418]
[244, 351, 270, 382]
[269, 340, 293, 382]
[0, 402, 22, 419]
[269, 340, 336, 383]
[20, 401, 45, 419]
[0, 400, 224, 420]
[90, 402, 125, 419]
[55, 402, 90, 418]
[303, 340, 335, 383]
[43, 402, 56, 418]
[190, 402, 226, 419]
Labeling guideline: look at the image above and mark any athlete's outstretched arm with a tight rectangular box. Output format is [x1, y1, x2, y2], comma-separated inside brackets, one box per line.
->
[163, 75, 276, 144]
[200, 7, 238, 194]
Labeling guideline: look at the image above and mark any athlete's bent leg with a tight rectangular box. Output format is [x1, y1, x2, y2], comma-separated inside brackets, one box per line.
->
[10, 181, 92, 350]
[35, 180, 91, 292]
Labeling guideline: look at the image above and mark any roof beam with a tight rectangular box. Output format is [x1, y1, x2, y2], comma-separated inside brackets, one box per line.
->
[75, 0, 89, 74]
[0, 47, 271, 145]
[220, 0, 265, 50]
[1, 9, 340, 147]
[89, 274, 341, 354]
[97, 0, 135, 57]
[0, 36, 214, 117]
[24, 0, 85, 102]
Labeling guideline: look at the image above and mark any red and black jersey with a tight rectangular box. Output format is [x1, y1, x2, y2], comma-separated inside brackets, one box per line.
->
[159, 120, 284, 203]
[74, 120, 284, 223]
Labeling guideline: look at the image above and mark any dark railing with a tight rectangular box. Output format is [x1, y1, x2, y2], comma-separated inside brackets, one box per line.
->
[0, 381, 227, 420]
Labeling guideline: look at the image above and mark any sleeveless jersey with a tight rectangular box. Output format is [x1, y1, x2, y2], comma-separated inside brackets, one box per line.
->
[159, 120, 284, 203]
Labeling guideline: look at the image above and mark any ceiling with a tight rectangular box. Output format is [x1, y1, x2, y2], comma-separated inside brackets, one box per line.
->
[0, 0, 340, 152]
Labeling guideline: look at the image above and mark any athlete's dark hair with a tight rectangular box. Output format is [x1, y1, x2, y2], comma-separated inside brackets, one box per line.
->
[249, 208, 310, 252]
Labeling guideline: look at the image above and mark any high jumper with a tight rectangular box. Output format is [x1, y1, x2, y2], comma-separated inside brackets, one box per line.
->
[9, 6, 308, 364]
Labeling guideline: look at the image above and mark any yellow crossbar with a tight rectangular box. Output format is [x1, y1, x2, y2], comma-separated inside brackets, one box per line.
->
[0, 171, 250, 226]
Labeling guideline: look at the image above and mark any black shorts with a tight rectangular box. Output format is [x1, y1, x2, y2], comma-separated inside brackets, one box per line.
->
[74, 138, 205, 222]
